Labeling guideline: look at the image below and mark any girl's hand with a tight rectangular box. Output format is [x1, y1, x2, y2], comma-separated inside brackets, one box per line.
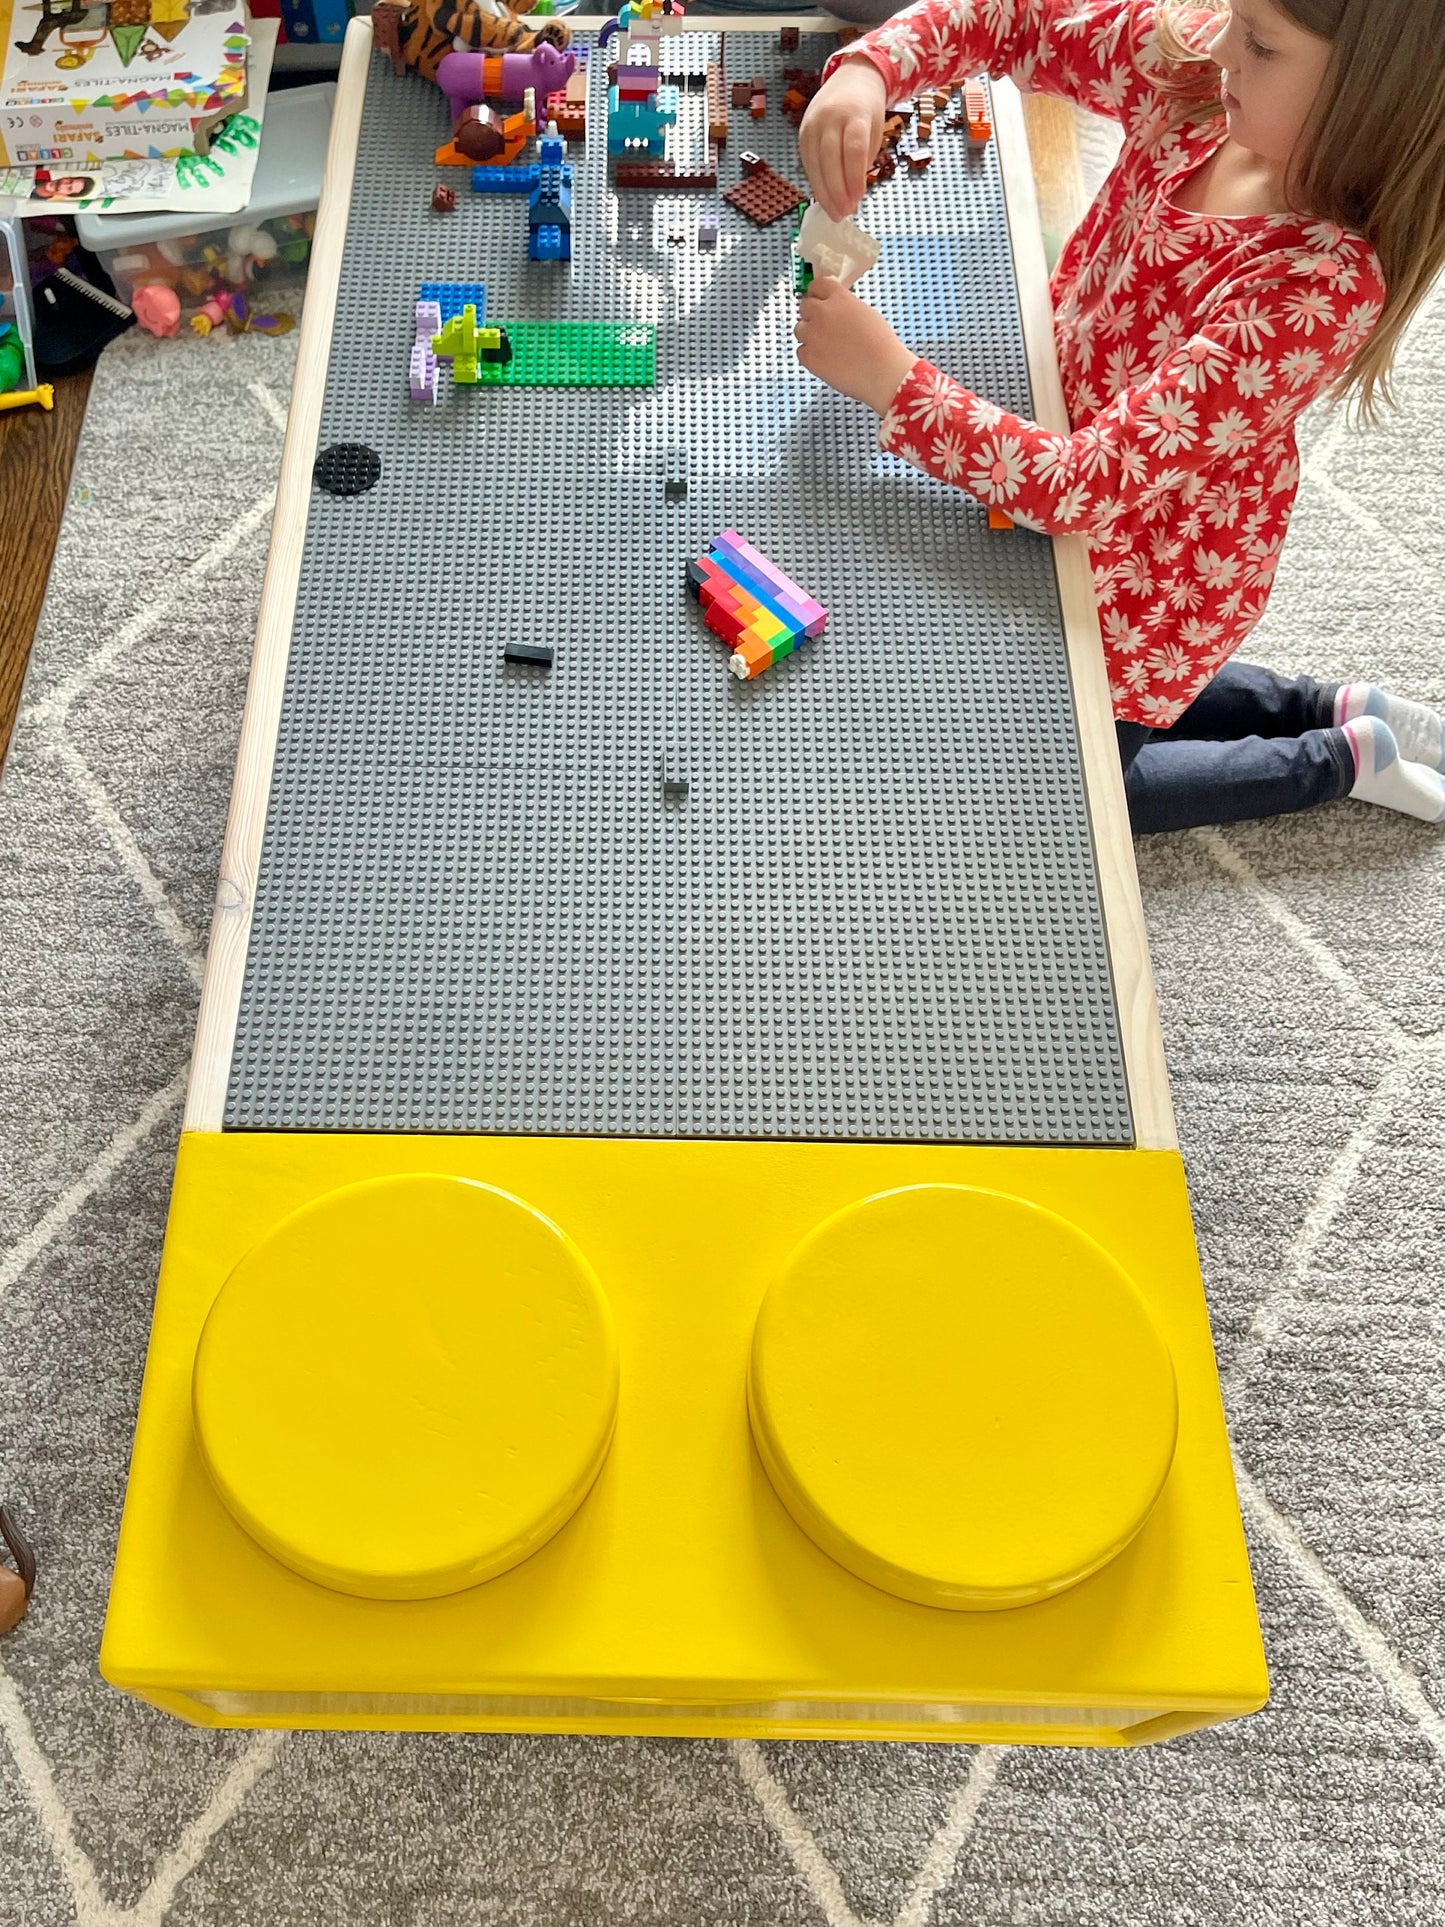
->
[794, 276, 918, 416]
[798, 59, 888, 221]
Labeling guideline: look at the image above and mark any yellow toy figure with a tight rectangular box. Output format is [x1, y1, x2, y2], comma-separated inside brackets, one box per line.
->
[370, 0, 570, 87]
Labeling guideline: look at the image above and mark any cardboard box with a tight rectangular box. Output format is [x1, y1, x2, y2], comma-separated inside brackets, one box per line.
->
[0, 1, 249, 167]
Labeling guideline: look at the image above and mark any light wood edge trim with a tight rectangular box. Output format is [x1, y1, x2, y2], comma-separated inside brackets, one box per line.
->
[183, 19, 373, 1132]
[993, 79, 1177, 1152]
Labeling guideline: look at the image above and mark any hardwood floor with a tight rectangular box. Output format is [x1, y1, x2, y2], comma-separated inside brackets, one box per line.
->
[0, 367, 93, 774]
[0, 98, 1084, 782]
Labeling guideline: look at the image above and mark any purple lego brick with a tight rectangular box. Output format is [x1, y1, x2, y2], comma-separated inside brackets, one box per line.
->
[409, 341, 438, 404]
[712, 530, 826, 633]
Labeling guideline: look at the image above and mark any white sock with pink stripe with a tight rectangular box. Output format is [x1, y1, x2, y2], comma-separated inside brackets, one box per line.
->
[1343, 717, 1445, 823]
[1334, 683, 1444, 772]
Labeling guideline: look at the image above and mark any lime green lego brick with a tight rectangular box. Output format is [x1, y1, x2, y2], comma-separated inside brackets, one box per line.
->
[469, 322, 655, 388]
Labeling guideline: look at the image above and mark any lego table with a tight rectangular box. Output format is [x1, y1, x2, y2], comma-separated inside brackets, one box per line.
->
[101, 14, 1268, 1746]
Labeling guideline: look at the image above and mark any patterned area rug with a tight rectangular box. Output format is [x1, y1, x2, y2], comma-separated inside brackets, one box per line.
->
[1, 218, 1442, 1927]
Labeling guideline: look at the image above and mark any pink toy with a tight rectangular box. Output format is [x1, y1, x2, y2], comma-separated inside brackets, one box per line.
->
[434, 43, 576, 127]
[132, 283, 181, 338]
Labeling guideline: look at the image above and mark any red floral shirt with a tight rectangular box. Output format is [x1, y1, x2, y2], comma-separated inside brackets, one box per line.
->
[828, 0, 1385, 726]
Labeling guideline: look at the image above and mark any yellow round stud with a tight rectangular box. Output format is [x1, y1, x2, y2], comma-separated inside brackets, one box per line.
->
[192, 1175, 617, 1600]
[748, 1185, 1178, 1611]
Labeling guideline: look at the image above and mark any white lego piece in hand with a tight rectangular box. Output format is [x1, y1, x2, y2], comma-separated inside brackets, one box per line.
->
[795, 203, 881, 289]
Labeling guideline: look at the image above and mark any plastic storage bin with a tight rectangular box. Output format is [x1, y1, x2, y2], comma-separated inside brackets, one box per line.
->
[0, 197, 37, 393]
[75, 82, 334, 315]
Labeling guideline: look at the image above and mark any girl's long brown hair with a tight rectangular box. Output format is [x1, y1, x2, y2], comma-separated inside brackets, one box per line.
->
[1155, 1, 1445, 421]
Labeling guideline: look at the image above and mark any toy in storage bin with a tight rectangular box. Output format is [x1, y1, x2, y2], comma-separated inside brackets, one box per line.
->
[75, 83, 334, 329]
[0, 198, 37, 392]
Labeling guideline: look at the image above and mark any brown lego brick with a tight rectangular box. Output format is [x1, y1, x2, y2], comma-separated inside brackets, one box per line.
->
[723, 161, 806, 227]
[782, 67, 823, 127]
[706, 61, 729, 145]
[371, 1, 407, 76]
[780, 25, 800, 53]
[614, 145, 719, 190]
[731, 80, 751, 108]
[547, 74, 587, 140]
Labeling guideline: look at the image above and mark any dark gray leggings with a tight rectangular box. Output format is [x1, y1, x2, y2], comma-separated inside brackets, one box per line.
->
[1116, 662, 1355, 834]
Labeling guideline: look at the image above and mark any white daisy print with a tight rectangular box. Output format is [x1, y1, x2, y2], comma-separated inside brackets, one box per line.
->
[1279, 346, 1323, 388]
[1216, 299, 1278, 351]
[967, 435, 1027, 504]
[1172, 335, 1232, 391]
[1138, 390, 1199, 456]
[1204, 409, 1256, 457]
[1333, 302, 1379, 357]
[1193, 548, 1241, 590]
[929, 432, 969, 481]
[1055, 485, 1091, 526]
[1177, 616, 1223, 651]
[1164, 574, 1205, 613]
[1282, 287, 1333, 335]
[1145, 639, 1197, 683]
[905, 368, 961, 434]
[1031, 437, 1074, 490]
[1103, 608, 1147, 654]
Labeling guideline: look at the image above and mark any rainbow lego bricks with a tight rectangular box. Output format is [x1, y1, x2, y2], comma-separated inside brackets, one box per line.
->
[687, 531, 827, 680]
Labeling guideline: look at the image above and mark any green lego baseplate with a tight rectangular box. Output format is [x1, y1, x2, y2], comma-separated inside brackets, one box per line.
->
[444, 316, 657, 388]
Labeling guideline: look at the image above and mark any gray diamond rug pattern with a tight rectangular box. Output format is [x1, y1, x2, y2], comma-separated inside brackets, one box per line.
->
[1, 267, 1442, 1923]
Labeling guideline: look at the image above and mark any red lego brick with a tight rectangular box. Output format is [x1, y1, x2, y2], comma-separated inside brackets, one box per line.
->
[779, 25, 799, 53]
[723, 161, 806, 227]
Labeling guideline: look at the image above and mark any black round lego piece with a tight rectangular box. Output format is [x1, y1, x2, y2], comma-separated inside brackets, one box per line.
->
[313, 443, 382, 497]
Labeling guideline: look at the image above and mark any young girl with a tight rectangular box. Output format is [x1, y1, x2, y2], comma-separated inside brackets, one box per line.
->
[795, 0, 1445, 832]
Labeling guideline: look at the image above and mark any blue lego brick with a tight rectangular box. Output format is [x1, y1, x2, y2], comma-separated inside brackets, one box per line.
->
[418, 282, 487, 324]
[529, 166, 573, 230]
[529, 225, 569, 262]
[470, 165, 540, 194]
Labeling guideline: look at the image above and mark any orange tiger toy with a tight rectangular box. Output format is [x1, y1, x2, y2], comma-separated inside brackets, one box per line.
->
[371, 0, 571, 86]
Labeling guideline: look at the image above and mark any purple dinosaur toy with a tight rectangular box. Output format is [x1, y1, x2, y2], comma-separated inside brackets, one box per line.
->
[434, 43, 577, 126]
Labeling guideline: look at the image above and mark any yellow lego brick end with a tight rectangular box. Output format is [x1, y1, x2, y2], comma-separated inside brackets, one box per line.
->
[191, 1175, 618, 1600]
[749, 1184, 1178, 1611]
[103, 1135, 1268, 1743]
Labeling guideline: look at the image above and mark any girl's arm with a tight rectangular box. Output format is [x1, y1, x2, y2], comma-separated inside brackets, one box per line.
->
[796, 257, 1383, 539]
[885, 272, 1380, 536]
[803, 2, 1211, 222]
[823, 0, 1201, 126]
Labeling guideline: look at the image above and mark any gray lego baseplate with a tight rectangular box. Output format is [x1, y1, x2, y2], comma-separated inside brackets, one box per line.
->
[224, 32, 1133, 1146]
